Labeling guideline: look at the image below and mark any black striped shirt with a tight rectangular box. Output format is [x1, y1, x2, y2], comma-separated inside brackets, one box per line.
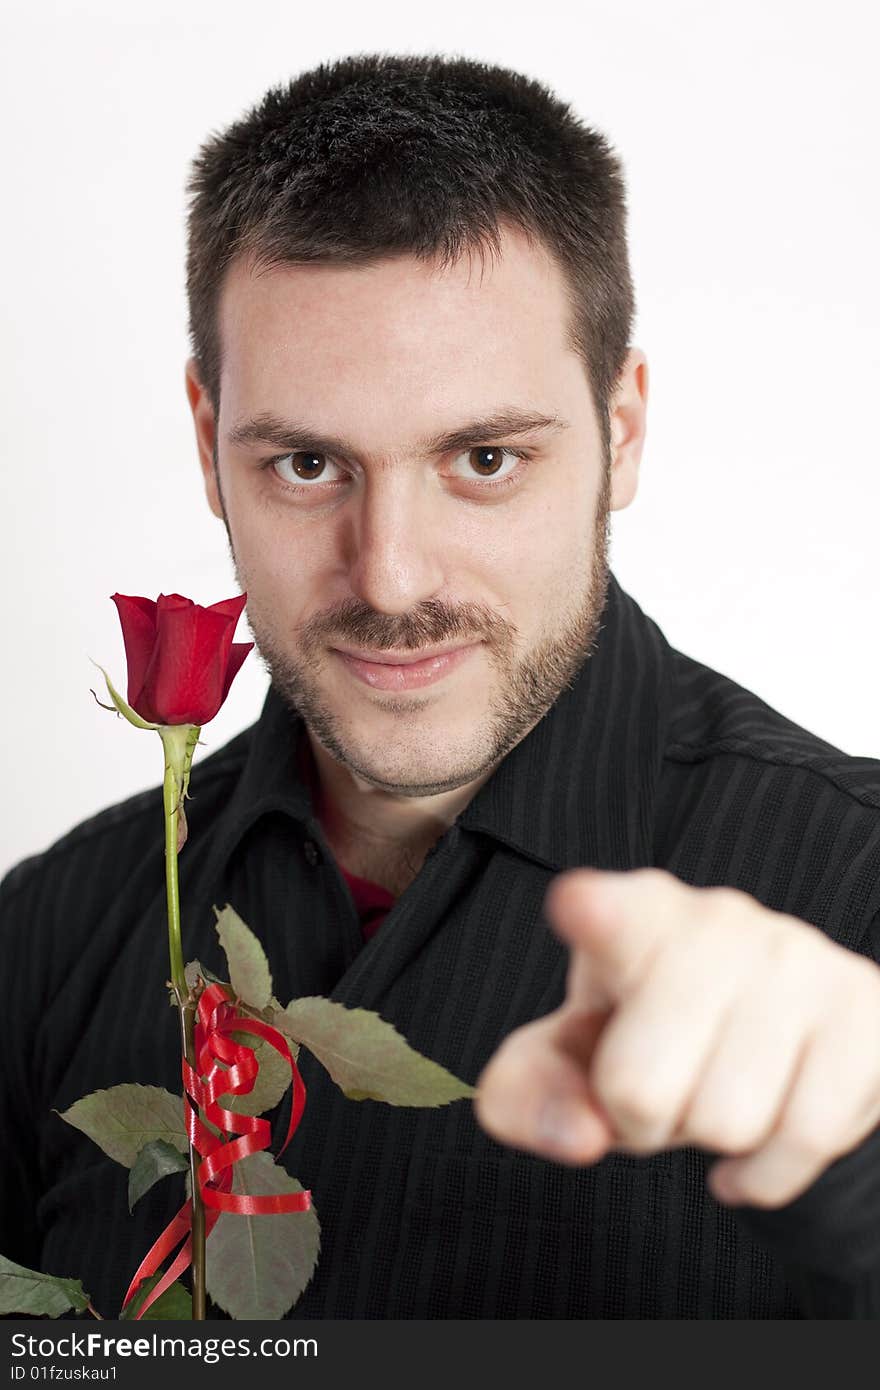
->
[3, 570, 880, 1318]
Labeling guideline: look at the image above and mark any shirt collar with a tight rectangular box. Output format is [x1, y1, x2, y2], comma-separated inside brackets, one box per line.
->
[457, 570, 674, 870]
[208, 569, 674, 879]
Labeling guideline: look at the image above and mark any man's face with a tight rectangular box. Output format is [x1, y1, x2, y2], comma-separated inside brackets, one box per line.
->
[188, 224, 644, 797]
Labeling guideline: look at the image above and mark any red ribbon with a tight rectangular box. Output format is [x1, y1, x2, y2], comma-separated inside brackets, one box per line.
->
[121, 982, 311, 1318]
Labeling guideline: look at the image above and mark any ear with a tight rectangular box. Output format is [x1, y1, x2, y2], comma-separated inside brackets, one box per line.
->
[608, 347, 649, 512]
[184, 357, 224, 521]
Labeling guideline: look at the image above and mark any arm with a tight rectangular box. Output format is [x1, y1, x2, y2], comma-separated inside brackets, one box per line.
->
[0, 863, 45, 1271]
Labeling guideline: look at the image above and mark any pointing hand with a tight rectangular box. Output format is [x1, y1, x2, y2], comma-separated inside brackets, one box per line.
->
[474, 868, 880, 1207]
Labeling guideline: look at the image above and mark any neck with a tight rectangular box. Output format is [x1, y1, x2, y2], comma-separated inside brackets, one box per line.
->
[300, 730, 492, 885]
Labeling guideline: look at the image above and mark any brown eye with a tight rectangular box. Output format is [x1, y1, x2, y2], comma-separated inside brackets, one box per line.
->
[469, 446, 506, 476]
[290, 452, 326, 479]
[448, 445, 521, 486]
[272, 451, 343, 487]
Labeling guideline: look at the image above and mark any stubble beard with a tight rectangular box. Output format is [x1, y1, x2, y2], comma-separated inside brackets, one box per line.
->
[221, 456, 612, 798]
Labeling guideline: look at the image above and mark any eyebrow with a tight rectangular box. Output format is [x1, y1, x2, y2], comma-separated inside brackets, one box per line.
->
[227, 408, 569, 458]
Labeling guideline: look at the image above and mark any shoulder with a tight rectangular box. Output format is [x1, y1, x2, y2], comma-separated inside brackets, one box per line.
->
[665, 645, 880, 812]
[0, 721, 254, 909]
[661, 646, 880, 950]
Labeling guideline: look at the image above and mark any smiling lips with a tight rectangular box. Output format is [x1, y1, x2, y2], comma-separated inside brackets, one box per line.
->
[331, 642, 481, 690]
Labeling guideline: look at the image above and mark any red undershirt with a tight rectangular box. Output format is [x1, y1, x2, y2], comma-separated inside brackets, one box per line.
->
[298, 735, 397, 942]
[336, 865, 396, 942]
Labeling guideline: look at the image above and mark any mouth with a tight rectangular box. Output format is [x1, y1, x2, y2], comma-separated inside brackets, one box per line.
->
[330, 641, 482, 691]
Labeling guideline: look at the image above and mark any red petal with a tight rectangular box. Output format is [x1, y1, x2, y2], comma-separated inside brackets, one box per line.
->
[142, 602, 237, 724]
[207, 592, 248, 623]
[220, 641, 255, 704]
[110, 594, 158, 715]
[156, 593, 195, 612]
[211, 595, 251, 703]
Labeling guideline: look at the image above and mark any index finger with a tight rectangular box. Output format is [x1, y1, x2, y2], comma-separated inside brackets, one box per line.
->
[546, 867, 689, 1000]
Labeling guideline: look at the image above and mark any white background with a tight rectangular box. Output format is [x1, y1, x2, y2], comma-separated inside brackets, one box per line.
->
[2, 0, 877, 879]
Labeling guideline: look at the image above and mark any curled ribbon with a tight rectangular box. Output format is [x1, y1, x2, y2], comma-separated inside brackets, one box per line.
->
[121, 981, 311, 1319]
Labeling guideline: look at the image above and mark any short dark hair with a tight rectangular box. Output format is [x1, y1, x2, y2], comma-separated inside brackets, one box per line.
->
[185, 52, 635, 451]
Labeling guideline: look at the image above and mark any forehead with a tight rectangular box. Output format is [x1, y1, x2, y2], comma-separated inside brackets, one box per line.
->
[218, 223, 575, 383]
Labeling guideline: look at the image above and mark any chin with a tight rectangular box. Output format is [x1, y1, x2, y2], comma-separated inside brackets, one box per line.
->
[334, 733, 490, 797]
[357, 769, 479, 798]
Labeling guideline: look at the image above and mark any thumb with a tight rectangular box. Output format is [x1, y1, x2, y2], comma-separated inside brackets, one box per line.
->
[475, 1007, 616, 1164]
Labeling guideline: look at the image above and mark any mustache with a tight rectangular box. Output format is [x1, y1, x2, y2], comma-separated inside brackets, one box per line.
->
[299, 597, 516, 655]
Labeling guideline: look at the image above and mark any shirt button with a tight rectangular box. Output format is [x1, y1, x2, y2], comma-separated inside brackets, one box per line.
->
[303, 839, 322, 867]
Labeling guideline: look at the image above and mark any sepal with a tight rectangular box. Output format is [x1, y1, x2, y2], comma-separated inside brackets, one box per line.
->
[90, 659, 162, 730]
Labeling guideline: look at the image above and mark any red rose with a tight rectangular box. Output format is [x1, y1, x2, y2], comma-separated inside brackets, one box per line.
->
[111, 591, 254, 726]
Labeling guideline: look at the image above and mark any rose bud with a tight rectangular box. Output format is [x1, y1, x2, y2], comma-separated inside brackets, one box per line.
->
[110, 591, 253, 726]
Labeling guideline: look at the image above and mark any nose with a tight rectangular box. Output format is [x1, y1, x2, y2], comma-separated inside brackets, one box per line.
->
[344, 468, 446, 614]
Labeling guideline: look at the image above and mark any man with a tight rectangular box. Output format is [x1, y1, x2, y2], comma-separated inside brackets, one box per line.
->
[3, 52, 880, 1320]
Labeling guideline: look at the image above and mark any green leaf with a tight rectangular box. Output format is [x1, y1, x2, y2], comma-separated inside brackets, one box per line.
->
[120, 1273, 192, 1321]
[213, 904, 272, 1010]
[274, 997, 477, 1106]
[205, 1153, 320, 1320]
[217, 1033, 295, 1117]
[0, 1254, 89, 1317]
[58, 1085, 187, 1168]
[128, 1140, 189, 1211]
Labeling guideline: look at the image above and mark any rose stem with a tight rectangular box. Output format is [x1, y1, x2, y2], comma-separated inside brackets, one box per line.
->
[162, 739, 207, 1322]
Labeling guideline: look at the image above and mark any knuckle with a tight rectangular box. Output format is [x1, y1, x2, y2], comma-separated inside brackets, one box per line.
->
[595, 1070, 668, 1133]
[689, 1107, 768, 1155]
[750, 918, 810, 984]
[706, 884, 740, 908]
[848, 951, 880, 999]
[780, 1112, 830, 1165]
[642, 867, 673, 889]
[631, 866, 679, 900]
[704, 885, 755, 925]
[690, 885, 750, 940]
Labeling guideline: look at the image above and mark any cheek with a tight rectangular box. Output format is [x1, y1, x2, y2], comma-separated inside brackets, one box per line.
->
[460, 499, 594, 650]
[221, 475, 328, 589]
[221, 482, 337, 627]
[501, 491, 594, 590]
